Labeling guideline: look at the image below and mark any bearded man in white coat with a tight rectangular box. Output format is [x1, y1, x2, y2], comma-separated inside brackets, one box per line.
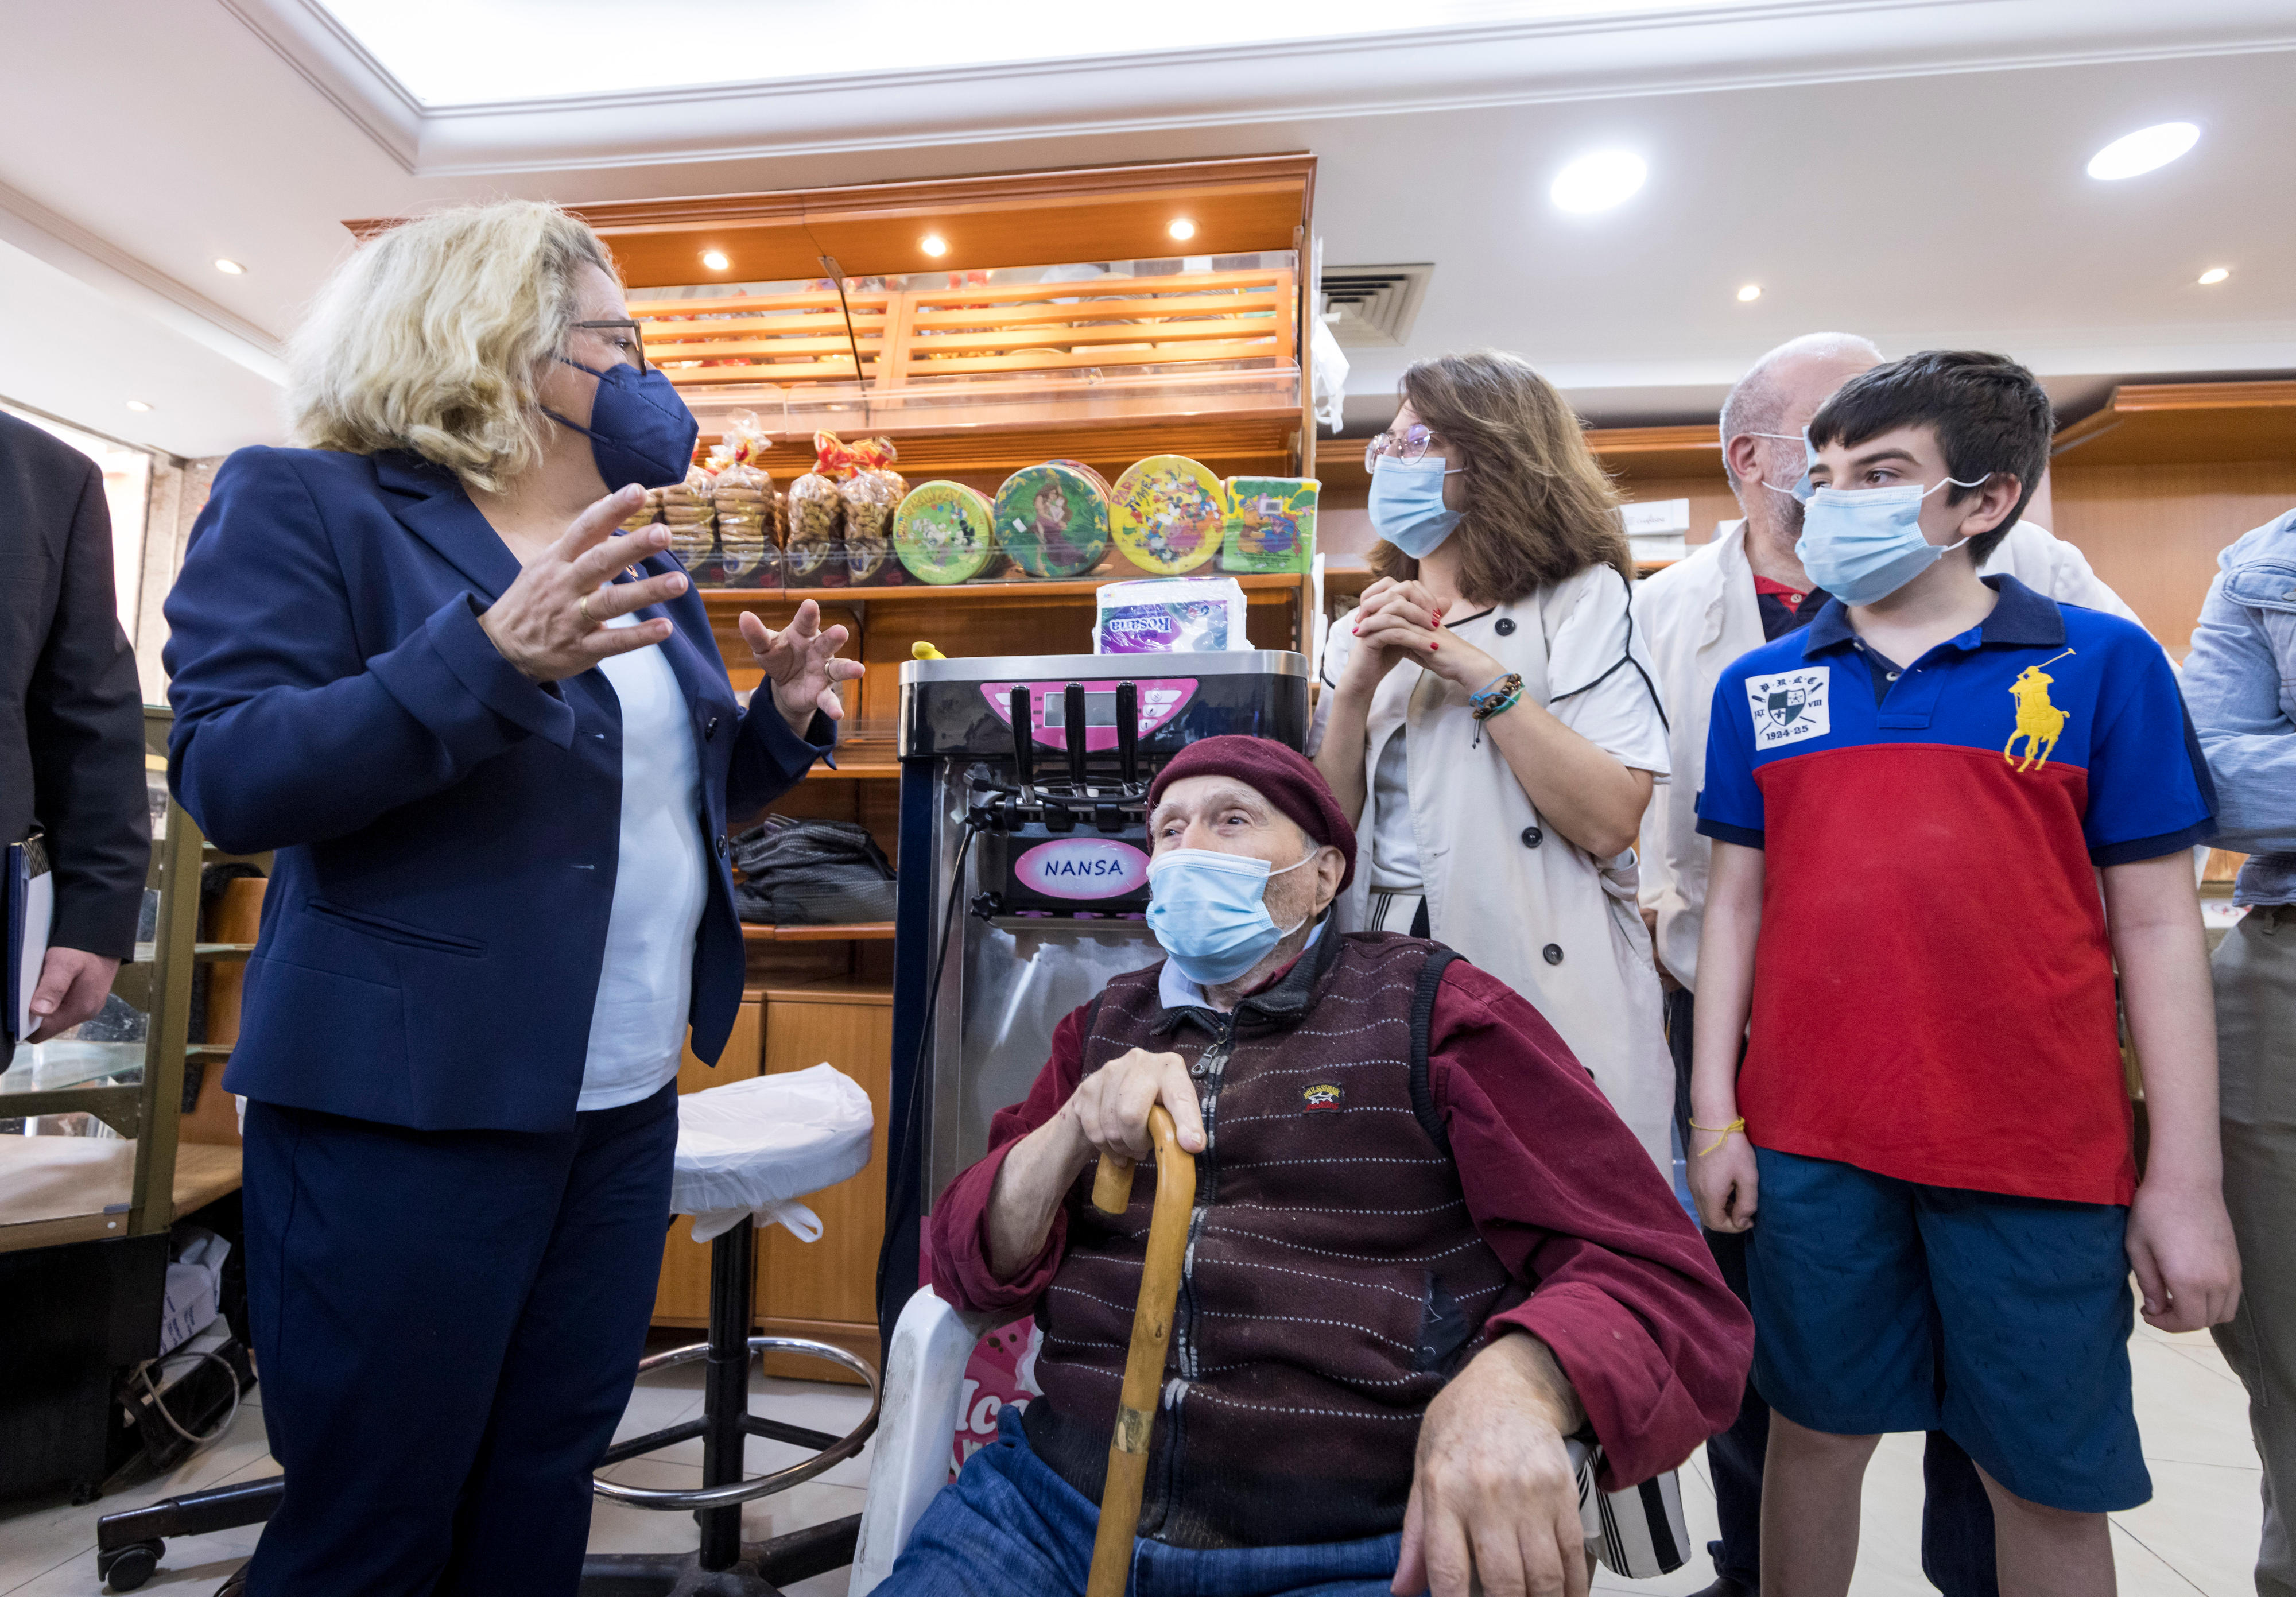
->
[1631, 331, 2146, 1597]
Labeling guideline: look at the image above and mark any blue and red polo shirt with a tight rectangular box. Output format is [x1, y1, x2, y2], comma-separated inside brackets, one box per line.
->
[1696, 575, 2215, 1205]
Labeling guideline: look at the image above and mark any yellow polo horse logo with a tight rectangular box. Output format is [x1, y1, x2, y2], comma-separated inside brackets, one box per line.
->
[2004, 649, 2076, 772]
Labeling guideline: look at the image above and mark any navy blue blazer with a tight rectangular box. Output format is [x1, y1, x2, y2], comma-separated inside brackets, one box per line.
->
[164, 448, 828, 1132]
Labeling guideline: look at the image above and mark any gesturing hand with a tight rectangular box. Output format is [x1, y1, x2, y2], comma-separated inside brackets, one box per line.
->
[1395, 1332, 1590, 1597]
[739, 600, 866, 736]
[479, 485, 688, 683]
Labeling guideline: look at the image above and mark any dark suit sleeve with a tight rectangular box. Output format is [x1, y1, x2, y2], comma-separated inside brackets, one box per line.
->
[727, 696, 833, 819]
[164, 449, 576, 855]
[27, 458, 148, 957]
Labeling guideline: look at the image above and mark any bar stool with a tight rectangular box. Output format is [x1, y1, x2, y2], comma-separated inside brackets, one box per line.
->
[579, 1066, 880, 1597]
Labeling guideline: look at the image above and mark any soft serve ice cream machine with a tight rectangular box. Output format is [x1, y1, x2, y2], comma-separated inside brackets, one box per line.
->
[878, 650, 1309, 1344]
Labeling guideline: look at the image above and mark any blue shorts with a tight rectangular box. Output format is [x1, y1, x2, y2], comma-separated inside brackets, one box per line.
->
[1744, 1146, 2148, 1513]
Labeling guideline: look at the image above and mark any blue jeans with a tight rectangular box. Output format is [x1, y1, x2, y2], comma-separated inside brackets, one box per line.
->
[1664, 987, 1998, 1594]
[878, 1408, 1411, 1597]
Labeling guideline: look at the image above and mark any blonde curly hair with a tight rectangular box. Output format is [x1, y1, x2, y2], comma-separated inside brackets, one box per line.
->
[289, 201, 616, 493]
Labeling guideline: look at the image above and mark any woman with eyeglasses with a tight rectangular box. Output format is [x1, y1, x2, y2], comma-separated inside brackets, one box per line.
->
[163, 202, 860, 1596]
[1310, 351, 1676, 1173]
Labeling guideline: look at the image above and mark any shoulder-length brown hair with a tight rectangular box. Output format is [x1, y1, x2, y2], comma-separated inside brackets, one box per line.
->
[1368, 351, 1632, 604]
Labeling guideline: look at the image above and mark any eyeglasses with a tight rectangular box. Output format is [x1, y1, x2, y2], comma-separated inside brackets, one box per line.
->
[572, 319, 649, 374]
[1364, 423, 1440, 471]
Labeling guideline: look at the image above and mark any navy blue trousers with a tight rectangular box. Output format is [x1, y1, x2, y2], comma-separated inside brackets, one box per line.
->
[1663, 987, 1998, 1595]
[241, 1082, 677, 1597]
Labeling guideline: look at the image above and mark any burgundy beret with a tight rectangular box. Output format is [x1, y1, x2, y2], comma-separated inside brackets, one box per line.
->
[1147, 735, 1358, 890]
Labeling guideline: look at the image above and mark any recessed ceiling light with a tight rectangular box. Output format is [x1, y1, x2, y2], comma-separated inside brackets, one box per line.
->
[1168, 218, 1197, 241]
[1550, 151, 1647, 214]
[125, 400, 152, 412]
[214, 258, 245, 276]
[2198, 266, 2231, 285]
[919, 234, 948, 257]
[700, 249, 730, 271]
[2086, 122, 2200, 181]
[1737, 284, 1762, 303]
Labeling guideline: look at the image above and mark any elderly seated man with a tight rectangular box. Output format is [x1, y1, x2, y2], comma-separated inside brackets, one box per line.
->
[882, 737, 1752, 1597]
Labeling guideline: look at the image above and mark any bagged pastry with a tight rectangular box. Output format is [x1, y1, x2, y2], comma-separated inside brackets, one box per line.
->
[838, 437, 905, 584]
[660, 466, 720, 584]
[712, 462, 774, 588]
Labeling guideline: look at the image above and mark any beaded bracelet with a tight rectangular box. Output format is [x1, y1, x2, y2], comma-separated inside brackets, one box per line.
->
[1469, 673, 1525, 722]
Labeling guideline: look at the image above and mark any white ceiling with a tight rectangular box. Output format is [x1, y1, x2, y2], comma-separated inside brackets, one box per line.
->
[1, 0, 2290, 458]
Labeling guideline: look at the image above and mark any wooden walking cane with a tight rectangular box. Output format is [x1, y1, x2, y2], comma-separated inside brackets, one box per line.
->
[1084, 1104, 1197, 1597]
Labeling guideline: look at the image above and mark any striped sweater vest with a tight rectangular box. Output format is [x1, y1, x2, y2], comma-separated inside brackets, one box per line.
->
[1022, 930, 1526, 1548]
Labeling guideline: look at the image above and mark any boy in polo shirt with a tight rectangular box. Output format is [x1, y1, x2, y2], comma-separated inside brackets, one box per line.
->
[1686, 351, 2242, 1596]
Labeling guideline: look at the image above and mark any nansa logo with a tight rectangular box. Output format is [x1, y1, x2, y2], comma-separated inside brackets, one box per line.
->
[1013, 840, 1151, 901]
[1744, 668, 1832, 750]
[1301, 1083, 1344, 1114]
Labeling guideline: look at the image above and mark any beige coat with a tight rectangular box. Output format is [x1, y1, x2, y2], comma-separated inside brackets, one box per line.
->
[1322, 564, 1675, 1172]
[1632, 518, 2146, 991]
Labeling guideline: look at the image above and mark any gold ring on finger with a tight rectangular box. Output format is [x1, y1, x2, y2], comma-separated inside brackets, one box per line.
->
[577, 592, 595, 625]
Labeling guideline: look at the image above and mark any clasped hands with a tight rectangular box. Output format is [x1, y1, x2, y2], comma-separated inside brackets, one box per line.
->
[1057, 1049, 1595, 1597]
[1339, 579, 1506, 701]
[479, 483, 863, 734]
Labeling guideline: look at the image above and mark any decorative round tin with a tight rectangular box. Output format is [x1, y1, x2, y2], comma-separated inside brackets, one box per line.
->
[994, 462, 1111, 579]
[893, 481, 999, 585]
[1110, 455, 1223, 576]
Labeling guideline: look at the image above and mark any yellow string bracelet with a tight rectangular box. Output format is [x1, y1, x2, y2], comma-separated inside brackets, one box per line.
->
[1688, 1117, 1746, 1156]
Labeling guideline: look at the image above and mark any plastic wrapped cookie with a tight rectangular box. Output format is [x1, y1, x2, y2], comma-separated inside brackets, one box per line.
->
[995, 462, 1110, 579]
[1110, 455, 1224, 576]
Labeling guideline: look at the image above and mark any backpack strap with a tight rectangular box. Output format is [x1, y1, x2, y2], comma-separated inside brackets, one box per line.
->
[1408, 948, 1460, 1156]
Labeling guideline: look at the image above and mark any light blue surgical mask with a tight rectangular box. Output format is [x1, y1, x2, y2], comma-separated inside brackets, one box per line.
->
[1793, 474, 1991, 605]
[1146, 846, 1316, 987]
[1748, 431, 1817, 502]
[1368, 455, 1465, 558]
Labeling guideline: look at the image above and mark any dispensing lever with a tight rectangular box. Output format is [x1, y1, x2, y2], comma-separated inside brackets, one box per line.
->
[1064, 683, 1090, 789]
[1009, 687, 1034, 791]
[1115, 682, 1140, 790]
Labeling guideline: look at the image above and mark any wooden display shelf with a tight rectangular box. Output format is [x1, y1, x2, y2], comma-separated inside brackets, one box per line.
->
[2051, 381, 2296, 467]
[703, 571, 1308, 607]
[742, 922, 897, 943]
[805, 761, 901, 781]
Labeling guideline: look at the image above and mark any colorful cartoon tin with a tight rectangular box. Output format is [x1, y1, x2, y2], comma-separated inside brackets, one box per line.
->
[893, 481, 999, 585]
[1048, 459, 1114, 498]
[1220, 476, 1320, 573]
[994, 462, 1111, 579]
[1110, 455, 1224, 576]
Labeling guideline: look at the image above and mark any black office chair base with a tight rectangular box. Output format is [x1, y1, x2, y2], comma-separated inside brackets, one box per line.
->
[578, 1511, 860, 1597]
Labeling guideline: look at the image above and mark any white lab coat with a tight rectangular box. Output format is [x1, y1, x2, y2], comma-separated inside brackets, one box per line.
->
[1633, 518, 2146, 991]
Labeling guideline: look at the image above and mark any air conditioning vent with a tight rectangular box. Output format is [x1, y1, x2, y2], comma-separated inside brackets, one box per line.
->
[1320, 264, 1432, 349]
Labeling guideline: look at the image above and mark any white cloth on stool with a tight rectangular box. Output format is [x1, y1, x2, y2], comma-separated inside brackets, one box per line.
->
[673, 1063, 874, 1243]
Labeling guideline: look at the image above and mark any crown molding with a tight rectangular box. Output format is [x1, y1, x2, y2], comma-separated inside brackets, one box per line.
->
[213, 0, 420, 172]
[222, 0, 2296, 178]
[0, 179, 287, 386]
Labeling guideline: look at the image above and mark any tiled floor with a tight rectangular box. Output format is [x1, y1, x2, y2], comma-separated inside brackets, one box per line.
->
[0, 1315, 2263, 1595]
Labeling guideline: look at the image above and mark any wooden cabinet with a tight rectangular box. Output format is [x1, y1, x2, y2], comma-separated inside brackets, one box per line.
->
[651, 997, 766, 1325]
[753, 983, 893, 1383]
[649, 982, 894, 1390]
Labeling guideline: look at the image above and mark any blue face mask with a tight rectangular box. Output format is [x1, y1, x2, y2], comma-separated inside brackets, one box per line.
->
[544, 356, 701, 491]
[1145, 846, 1316, 987]
[1748, 431, 1817, 502]
[1368, 456, 1465, 558]
[1793, 474, 1990, 605]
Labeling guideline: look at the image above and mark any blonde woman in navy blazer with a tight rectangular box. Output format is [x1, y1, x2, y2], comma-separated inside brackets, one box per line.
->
[163, 202, 860, 1597]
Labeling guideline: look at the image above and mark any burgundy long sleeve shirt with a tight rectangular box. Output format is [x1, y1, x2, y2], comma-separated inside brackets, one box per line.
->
[928, 951, 1752, 1494]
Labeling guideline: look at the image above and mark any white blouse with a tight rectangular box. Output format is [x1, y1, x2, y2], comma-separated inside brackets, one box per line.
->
[577, 613, 710, 1112]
